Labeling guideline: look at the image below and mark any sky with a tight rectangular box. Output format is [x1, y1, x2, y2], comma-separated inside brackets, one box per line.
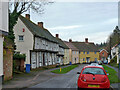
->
[24, 2, 118, 44]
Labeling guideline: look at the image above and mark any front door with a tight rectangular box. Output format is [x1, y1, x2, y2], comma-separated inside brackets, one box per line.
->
[86, 57, 90, 63]
[43, 53, 45, 66]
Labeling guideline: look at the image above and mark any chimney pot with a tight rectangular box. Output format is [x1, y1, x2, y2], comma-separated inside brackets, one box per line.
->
[85, 38, 88, 43]
[69, 39, 72, 42]
[26, 14, 30, 19]
[38, 22, 43, 28]
[56, 34, 59, 38]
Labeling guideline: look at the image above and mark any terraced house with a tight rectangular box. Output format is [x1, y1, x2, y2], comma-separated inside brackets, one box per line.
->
[55, 34, 70, 65]
[14, 14, 60, 69]
[64, 39, 79, 64]
[72, 38, 99, 63]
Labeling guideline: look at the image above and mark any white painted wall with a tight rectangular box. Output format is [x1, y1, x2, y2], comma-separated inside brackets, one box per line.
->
[0, 36, 3, 76]
[14, 18, 34, 64]
[0, 2, 8, 32]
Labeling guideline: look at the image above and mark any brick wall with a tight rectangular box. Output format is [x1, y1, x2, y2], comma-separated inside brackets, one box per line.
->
[3, 48, 13, 81]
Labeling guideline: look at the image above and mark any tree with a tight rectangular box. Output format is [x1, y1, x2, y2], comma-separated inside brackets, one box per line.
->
[8, 1, 53, 49]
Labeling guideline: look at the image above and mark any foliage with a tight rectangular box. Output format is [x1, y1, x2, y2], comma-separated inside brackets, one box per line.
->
[110, 56, 117, 63]
[102, 65, 120, 83]
[13, 53, 26, 60]
[51, 64, 78, 74]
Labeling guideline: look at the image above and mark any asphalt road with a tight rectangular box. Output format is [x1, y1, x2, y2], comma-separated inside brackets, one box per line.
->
[28, 64, 87, 89]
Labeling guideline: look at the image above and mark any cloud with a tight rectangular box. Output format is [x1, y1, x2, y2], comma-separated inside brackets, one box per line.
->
[102, 18, 118, 25]
[48, 25, 84, 30]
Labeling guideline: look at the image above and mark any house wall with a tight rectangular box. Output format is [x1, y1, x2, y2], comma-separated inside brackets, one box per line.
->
[0, 36, 3, 77]
[99, 50, 108, 60]
[80, 52, 99, 63]
[3, 48, 13, 81]
[72, 51, 79, 64]
[14, 18, 34, 64]
[63, 49, 70, 65]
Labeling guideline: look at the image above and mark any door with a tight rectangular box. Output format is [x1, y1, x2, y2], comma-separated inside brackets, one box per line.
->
[43, 53, 45, 66]
[86, 57, 90, 63]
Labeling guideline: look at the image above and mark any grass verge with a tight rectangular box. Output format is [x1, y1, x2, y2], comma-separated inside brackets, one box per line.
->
[109, 63, 119, 68]
[51, 64, 78, 74]
[102, 65, 120, 83]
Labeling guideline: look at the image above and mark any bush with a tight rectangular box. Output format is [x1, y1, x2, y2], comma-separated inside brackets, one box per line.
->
[110, 56, 117, 63]
[13, 53, 26, 60]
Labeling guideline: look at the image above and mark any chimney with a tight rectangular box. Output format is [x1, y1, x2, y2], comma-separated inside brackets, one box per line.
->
[38, 22, 43, 28]
[69, 39, 72, 42]
[26, 14, 30, 20]
[85, 38, 88, 43]
[56, 34, 59, 38]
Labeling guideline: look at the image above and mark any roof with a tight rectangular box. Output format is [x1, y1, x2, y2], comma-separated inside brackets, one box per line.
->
[64, 41, 79, 51]
[19, 15, 58, 43]
[111, 42, 120, 49]
[99, 49, 108, 53]
[72, 42, 99, 52]
[55, 38, 69, 49]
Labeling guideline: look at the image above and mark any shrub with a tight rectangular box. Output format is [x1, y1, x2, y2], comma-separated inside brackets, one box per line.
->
[13, 53, 26, 60]
[110, 56, 117, 63]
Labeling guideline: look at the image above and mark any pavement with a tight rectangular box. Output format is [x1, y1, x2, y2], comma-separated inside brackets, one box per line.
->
[2, 65, 72, 89]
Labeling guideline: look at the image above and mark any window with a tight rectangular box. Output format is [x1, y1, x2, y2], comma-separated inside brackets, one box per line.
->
[19, 35, 24, 41]
[87, 52, 89, 54]
[95, 51, 97, 54]
[83, 58, 85, 61]
[79, 51, 81, 54]
[84, 51, 85, 54]
[82, 68, 105, 75]
[103, 53, 104, 56]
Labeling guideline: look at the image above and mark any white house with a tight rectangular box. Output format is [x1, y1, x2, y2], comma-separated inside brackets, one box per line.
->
[14, 14, 61, 69]
[111, 42, 120, 64]
[0, 1, 8, 88]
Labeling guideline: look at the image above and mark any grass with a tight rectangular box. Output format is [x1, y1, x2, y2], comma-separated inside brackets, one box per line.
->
[51, 64, 78, 74]
[102, 65, 120, 84]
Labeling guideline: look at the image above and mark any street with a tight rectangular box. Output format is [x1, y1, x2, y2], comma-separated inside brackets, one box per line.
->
[27, 64, 87, 89]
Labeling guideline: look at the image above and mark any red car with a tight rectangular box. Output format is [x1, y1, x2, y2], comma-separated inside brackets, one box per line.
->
[77, 66, 110, 89]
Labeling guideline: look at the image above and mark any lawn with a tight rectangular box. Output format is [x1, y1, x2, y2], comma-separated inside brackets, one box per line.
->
[51, 64, 78, 74]
[102, 65, 120, 83]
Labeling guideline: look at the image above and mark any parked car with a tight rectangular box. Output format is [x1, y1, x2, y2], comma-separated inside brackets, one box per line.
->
[98, 60, 103, 65]
[89, 63, 103, 68]
[77, 66, 110, 89]
[103, 60, 108, 64]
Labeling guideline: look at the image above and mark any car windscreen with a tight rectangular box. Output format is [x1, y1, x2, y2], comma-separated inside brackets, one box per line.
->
[82, 67, 105, 75]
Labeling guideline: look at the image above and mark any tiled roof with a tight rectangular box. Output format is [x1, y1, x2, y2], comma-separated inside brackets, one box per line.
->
[72, 42, 99, 52]
[55, 38, 69, 49]
[19, 15, 58, 43]
[64, 41, 79, 51]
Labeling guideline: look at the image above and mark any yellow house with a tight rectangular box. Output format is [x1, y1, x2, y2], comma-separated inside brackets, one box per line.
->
[72, 38, 99, 63]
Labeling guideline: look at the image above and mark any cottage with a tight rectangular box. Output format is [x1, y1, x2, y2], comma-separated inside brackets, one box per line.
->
[64, 39, 79, 64]
[99, 49, 108, 61]
[72, 38, 99, 63]
[14, 14, 59, 69]
[0, 1, 8, 85]
[111, 42, 120, 64]
[55, 34, 70, 65]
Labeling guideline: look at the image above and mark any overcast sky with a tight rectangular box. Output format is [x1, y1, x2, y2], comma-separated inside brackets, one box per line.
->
[24, 2, 118, 44]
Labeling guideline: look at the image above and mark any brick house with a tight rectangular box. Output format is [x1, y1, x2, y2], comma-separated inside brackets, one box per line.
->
[72, 38, 99, 63]
[99, 49, 108, 61]
[13, 14, 61, 69]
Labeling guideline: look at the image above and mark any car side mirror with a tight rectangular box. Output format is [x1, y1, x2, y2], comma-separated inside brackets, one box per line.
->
[77, 72, 81, 74]
[107, 73, 109, 75]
